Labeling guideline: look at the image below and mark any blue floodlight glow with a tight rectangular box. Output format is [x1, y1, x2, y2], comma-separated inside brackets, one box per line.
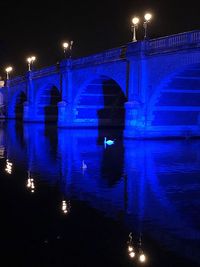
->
[0, 31, 200, 138]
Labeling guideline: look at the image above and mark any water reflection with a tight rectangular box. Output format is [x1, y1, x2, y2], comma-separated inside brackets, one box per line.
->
[127, 232, 146, 263]
[127, 232, 136, 258]
[26, 171, 35, 193]
[138, 235, 146, 263]
[0, 145, 5, 158]
[61, 199, 71, 214]
[5, 158, 13, 174]
[1, 121, 200, 266]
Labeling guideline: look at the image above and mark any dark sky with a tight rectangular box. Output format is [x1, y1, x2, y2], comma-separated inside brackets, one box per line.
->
[0, 0, 199, 77]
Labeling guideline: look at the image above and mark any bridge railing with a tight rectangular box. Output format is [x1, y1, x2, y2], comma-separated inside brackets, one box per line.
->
[147, 30, 200, 54]
[32, 64, 59, 78]
[72, 46, 126, 67]
[9, 76, 26, 86]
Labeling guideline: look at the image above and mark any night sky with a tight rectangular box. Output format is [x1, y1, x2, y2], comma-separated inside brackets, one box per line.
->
[0, 0, 199, 77]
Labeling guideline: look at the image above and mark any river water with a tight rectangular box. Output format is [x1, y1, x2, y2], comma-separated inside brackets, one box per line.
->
[1, 121, 199, 267]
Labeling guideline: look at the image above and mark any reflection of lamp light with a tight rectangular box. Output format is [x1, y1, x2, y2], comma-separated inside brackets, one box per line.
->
[127, 232, 136, 258]
[138, 235, 146, 263]
[5, 159, 13, 174]
[27, 171, 35, 193]
[61, 199, 71, 214]
[128, 245, 136, 258]
[129, 251, 136, 258]
[128, 245, 133, 252]
[139, 252, 146, 262]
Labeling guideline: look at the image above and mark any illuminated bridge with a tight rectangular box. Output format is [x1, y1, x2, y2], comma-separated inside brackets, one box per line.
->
[1, 30, 200, 138]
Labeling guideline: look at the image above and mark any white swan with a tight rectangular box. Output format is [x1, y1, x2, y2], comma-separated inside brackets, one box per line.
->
[104, 137, 115, 146]
[82, 160, 87, 169]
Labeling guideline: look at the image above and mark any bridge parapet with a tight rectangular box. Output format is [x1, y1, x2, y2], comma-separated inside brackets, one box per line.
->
[9, 76, 26, 87]
[32, 64, 59, 78]
[147, 30, 200, 54]
[72, 46, 126, 68]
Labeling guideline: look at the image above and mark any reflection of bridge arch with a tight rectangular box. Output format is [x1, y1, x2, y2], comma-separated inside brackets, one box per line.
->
[128, 141, 200, 263]
[147, 152, 200, 264]
[74, 75, 127, 127]
[123, 140, 200, 263]
[36, 84, 61, 122]
[148, 63, 200, 132]
[9, 90, 27, 119]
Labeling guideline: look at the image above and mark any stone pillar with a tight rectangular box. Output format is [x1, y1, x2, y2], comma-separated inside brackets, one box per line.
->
[124, 100, 146, 138]
[23, 71, 36, 122]
[6, 80, 15, 119]
[58, 60, 74, 127]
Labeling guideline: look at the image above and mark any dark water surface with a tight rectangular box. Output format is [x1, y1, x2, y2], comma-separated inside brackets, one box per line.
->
[0, 121, 200, 267]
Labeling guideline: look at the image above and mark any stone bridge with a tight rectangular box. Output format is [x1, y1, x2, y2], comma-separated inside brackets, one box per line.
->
[1, 30, 200, 138]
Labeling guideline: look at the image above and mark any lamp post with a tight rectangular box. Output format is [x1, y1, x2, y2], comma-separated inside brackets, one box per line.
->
[143, 13, 152, 40]
[5, 66, 13, 80]
[62, 41, 73, 58]
[62, 42, 69, 58]
[27, 56, 36, 71]
[131, 17, 140, 42]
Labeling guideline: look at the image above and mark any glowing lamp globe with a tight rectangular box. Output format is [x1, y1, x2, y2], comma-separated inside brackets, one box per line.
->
[27, 57, 32, 63]
[132, 17, 139, 25]
[5, 67, 13, 73]
[63, 42, 69, 49]
[144, 13, 152, 21]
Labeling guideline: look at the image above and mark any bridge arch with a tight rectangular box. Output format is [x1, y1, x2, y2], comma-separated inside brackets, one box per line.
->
[147, 63, 200, 132]
[35, 83, 61, 123]
[73, 75, 127, 127]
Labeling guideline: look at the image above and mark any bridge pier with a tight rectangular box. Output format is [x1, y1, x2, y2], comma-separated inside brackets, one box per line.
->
[23, 102, 35, 122]
[58, 101, 74, 127]
[124, 101, 146, 138]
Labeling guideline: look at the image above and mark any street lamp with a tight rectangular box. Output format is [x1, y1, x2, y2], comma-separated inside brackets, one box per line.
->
[62, 42, 69, 58]
[5, 66, 13, 80]
[27, 56, 36, 71]
[62, 41, 73, 58]
[131, 17, 140, 42]
[143, 13, 152, 40]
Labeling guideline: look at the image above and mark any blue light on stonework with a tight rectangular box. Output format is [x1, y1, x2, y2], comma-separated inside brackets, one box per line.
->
[2, 31, 200, 138]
